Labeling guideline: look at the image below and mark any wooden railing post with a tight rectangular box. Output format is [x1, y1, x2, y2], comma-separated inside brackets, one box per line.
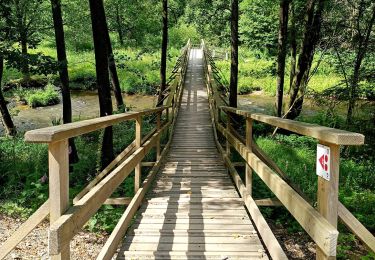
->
[48, 140, 70, 260]
[156, 112, 161, 161]
[316, 142, 340, 260]
[246, 118, 253, 196]
[135, 116, 142, 193]
[226, 113, 231, 158]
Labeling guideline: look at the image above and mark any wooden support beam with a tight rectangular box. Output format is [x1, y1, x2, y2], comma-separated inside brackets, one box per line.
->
[338, 202, 375, 253]
[220, 106, 364, 146]
[0, 200, 49, 260]
[103, 197, 132, 205]
[73, 127, 158, 204]
[48, 140, 70, 260]
[215, 141, 287, 260]
[217, 123, 338, 256]
[96, 134, 172, 260]
[25, 107, 168, 143]
[246, 117, 253, 196]
[48, 123, 170, 255]
[255, 198, 283, 207]
[316, 142, 340, 260]
[135, 116, 142, 193]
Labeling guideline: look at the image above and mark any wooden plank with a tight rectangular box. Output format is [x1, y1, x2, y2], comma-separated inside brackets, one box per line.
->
[118, 251, 267, 260]
[103, 197, 132, 205]
[133, 218, 251, 225]
[127, 229, 257, 236]
[25, 106, 168, 143]
[218, 123, 339, 256]
[48, 123, 170, 255]
[123, 235, 259, 244]
[255, 198, 283, 207]
[0, 200, 49, 260]
[48, 140, 70, 260]
[145, 197, 243, 204]
[338, 202, 375, 253]
[216, 142, 287, 260]
[220, 106, 364, 145]
[246, 117, 253, 195]
[121, 242, 265, 252]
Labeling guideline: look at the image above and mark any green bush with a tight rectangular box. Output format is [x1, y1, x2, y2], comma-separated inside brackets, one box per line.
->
[26, 84, 60, 108]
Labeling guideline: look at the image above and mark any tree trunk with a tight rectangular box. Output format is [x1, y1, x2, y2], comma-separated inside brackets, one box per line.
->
[89, 0, 114, 168]
[158, 0, 168, 106]
[20, 35, 30, 80]
[229, 0, 239, 108]
[0, 57, 16, 136]
[288, 1, 297, 94]
[346, 5, 375, 125]
[104, 23, 125, 111]
[286, 0, 325, 120]
[276, 0, 289, 117]
[115, 5, 124, 46]
[51, 0, 79, 164]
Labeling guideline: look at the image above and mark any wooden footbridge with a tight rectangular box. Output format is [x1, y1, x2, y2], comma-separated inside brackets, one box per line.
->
[1, 40, 374, 259]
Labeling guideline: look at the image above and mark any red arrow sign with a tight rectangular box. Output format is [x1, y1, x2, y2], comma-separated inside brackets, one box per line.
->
[318, 154, 328, 171]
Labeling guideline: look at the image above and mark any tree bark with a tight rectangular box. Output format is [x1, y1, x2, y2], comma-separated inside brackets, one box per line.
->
[20, 35, 30, 80]
[288, 0, 297, 94]
[229, 0, 239, 108]
[0, 56, 16, 136]
[89, 0, 114, 168]
[276, 0, 289, 117]
[158, 0, 168, 106]
[51, 0, 78, 164]
[103, 12, 125, 111]
[115, 4, 124, 46]
[346, 5, 375, 125]
[286, 0, 325, 120]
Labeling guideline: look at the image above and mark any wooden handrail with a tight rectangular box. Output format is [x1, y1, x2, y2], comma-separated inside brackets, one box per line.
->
[220, 106, 365, 145]
[0, 40, 191, 260]
[201, 41, 372, 259]
[24, 106, 169, 143]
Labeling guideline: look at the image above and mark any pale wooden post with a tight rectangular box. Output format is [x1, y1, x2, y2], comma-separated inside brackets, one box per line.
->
[316, 142, 340, 260]
[48, 140, 70, 260]
[245, 118, 253, 196]
[156, 112, 161, 161]
[134, 116, 142, 193]
[226, 113, 231, 158]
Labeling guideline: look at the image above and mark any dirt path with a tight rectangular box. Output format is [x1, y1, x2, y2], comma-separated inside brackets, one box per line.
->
[0, 214, 109, 259]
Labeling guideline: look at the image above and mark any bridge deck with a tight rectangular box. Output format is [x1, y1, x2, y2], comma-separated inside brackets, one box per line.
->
[117, 49, 268, 259]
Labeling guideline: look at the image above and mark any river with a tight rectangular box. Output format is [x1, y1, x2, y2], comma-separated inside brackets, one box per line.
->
[0, 91, 358, 135]
[0, 91, 157, 135]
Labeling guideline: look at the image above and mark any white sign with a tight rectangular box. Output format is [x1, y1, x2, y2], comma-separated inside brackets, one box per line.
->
[316, 144, 330, 181]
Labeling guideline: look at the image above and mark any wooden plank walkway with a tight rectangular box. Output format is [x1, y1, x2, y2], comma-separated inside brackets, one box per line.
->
[117, 49, 268, 259]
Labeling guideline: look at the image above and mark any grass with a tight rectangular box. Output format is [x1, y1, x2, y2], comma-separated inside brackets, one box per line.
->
[19, 43, 181, 95]
[215, 47, 344, 96]
[25, 83, 60, 108]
